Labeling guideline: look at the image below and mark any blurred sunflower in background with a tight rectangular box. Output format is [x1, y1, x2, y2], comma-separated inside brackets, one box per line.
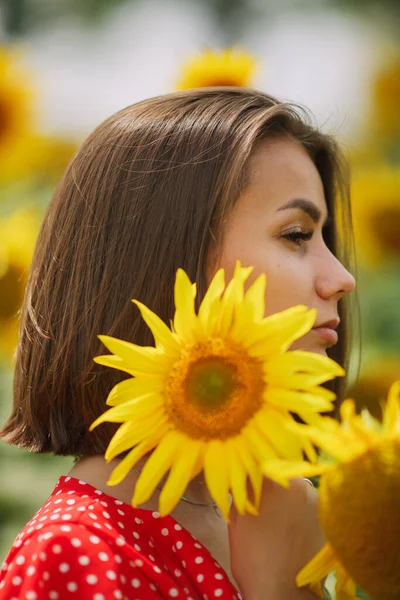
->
[262, 382, 400, 600]
[351, 165, 400, 265]
[0, 46, 33, 153]
[177, 48, 257, 90]
[370, 52, 400, 142]
[0, 209, 39, 361]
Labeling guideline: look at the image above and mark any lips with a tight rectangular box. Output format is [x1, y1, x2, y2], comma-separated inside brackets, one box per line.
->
[312, 318, 340, 346]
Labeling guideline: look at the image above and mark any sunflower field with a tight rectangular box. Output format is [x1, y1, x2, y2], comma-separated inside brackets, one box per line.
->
[0, 1, 399, 598]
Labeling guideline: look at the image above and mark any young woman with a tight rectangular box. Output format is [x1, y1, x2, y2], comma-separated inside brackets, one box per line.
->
[0, 87, 355, 599]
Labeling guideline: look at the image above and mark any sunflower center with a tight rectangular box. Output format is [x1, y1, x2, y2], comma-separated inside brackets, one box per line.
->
[165, 338, 265, 440]
[319, 438, 400, 600]
[187, 358, 236, 409]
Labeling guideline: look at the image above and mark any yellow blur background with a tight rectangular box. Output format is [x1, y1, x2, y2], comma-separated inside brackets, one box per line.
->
[0, 0, 399, 590]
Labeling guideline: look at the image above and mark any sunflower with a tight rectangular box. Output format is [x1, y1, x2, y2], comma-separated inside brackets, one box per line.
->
[91, 263, 343, 520]
[0, 46, 33, 152]
[371, 53, 400, 141]
[0, 209, 39, 360]
[176, 48, 256, 90]
[262, 381, 400, 600]
[351, 165, 400, 264]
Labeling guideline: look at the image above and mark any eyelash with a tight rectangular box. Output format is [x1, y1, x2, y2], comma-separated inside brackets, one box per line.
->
[282, 229, 314, 246]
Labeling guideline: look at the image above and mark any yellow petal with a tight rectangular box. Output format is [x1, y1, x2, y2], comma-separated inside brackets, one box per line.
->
[261, 459, 326, 488]
[89, 393, 164, 429]
[267, 350, 345, 378]
[255, 408, 304, 460]
[94, 354, 137, 376]
[296, 543, 337, 587]
[233, 435, 263, 509]
[198, 268, 225, 335]
[173, 269, 199, 344]
[105, 414, 169, 461]
[335, 564, 357, 600]
[132, 431, 181, 506]
[133, 300, 181, 356]
[242, 424, 277, 461]
[217, 262, 253, 337]
[204, 441, 231, 520]
[266, 388, 334, 413]
[244, 307, 314, 353]
[98, 335, 170, 375]
[159, 439, 203, 516]
[383, 380, 400, 435]
[226, 439, 248, 514]
[106, 377, 162, 406]
[107, 436, 161, 486]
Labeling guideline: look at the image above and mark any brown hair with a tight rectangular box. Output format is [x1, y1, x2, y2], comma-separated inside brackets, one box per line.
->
[1, 87, 356, 457]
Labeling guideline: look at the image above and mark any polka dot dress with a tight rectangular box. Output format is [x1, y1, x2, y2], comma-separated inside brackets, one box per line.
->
[0, 476, 241, 599]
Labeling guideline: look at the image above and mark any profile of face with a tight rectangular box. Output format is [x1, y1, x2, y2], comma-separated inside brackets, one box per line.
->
[218, 137, 356, 356]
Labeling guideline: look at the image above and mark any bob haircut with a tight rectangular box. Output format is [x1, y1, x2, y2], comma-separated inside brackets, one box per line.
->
[1, 87, 356, 457]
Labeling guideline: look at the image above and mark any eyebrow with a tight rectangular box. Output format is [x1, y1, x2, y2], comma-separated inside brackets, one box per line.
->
[277, 198, 325, 224]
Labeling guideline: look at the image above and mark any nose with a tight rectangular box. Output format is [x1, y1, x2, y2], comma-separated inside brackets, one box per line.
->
[315, 251, 356, 301]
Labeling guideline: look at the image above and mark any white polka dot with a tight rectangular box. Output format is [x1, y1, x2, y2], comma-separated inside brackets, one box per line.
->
[102, 511, 110, 519]
[42, 532, 53, 540]
[169, 589, 179, 597]
[49, 592, 59, 599]
[53, 508, 62, 513]
[120, 575, 127, 584]
[197, 574, 204, 582]
[174, 569, 181, 577]
[149, 540, 154, 547]
[153, 566, 161, 574]
[52, 544, 62, 554]
[98, 552, 109, 561]
[50, 515, 58, 521]
[116, 536, 125, 546]
[39, 517, 47, 522]
[94, 595, 105, 600]
[152, 511, 160, 518]
[93, 523, 102, 529]
[214, 590, 223, 597]
[134, 558, 144, 567]
[71, 538, 82, 547]
[161, 528, 169, 536]
[61, 514, 72, 521]
[194, 543, 202, 549]
[195, 556, 204, 564]
[113, 591, 122, 599]
[106, 570, 117, 580]
[42, 572, 50, 581]
[16, 555, 25, 565]
[14, 539, 23, 548]
[60, 525, 72, 532]
[182, 561, 187, 568]
[150, 584, 157, 591]
[117, 522, 124, 529]
[67, 582, 78, 592]
[55, 490, 62, 495]
[131, 579, 141, 588]
[176, 541, 183, 549]
[66, 499, 75, 505]
[12, 576, 22, 586]
[59, 563, 69, 573]
[77, 506, 86, 512]
[214, 573, 223, 580]
[27, 527, 34, 534]
[78, 556, 90, 566]
[117, 509, 125, 516]
[104, 523, 112, 530]
[65, 476, 71, 482]
[95, 489, 102, 495]
[67, 490, 74, 495]
[115, 555, 122, 564]
[133, 544, 141, 552]
[149, 555, 155, 562]
[89, 513, 97, 520]
[54, 499, 62, 504]
[115, 500, 123, 505]
[27, 566, 35, 576]
[86, 574, 98, 585]
[133, 531, 140, 539]
[134, 517, 142, 525]
[39, 552, 47, 561]
[89, 535, 100, 544]
[174, 524, 182, 531]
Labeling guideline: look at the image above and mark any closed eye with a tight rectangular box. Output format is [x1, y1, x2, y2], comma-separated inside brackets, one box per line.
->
[282, 229, 313, 246]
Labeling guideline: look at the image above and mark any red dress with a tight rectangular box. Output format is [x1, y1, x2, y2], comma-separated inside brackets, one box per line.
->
[0, 476, 241, 600]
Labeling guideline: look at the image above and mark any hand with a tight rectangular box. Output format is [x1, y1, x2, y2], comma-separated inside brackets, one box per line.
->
[228, 478, 325, 600]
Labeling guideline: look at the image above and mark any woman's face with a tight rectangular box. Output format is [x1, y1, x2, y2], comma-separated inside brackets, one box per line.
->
[218, 136, 356, 356]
